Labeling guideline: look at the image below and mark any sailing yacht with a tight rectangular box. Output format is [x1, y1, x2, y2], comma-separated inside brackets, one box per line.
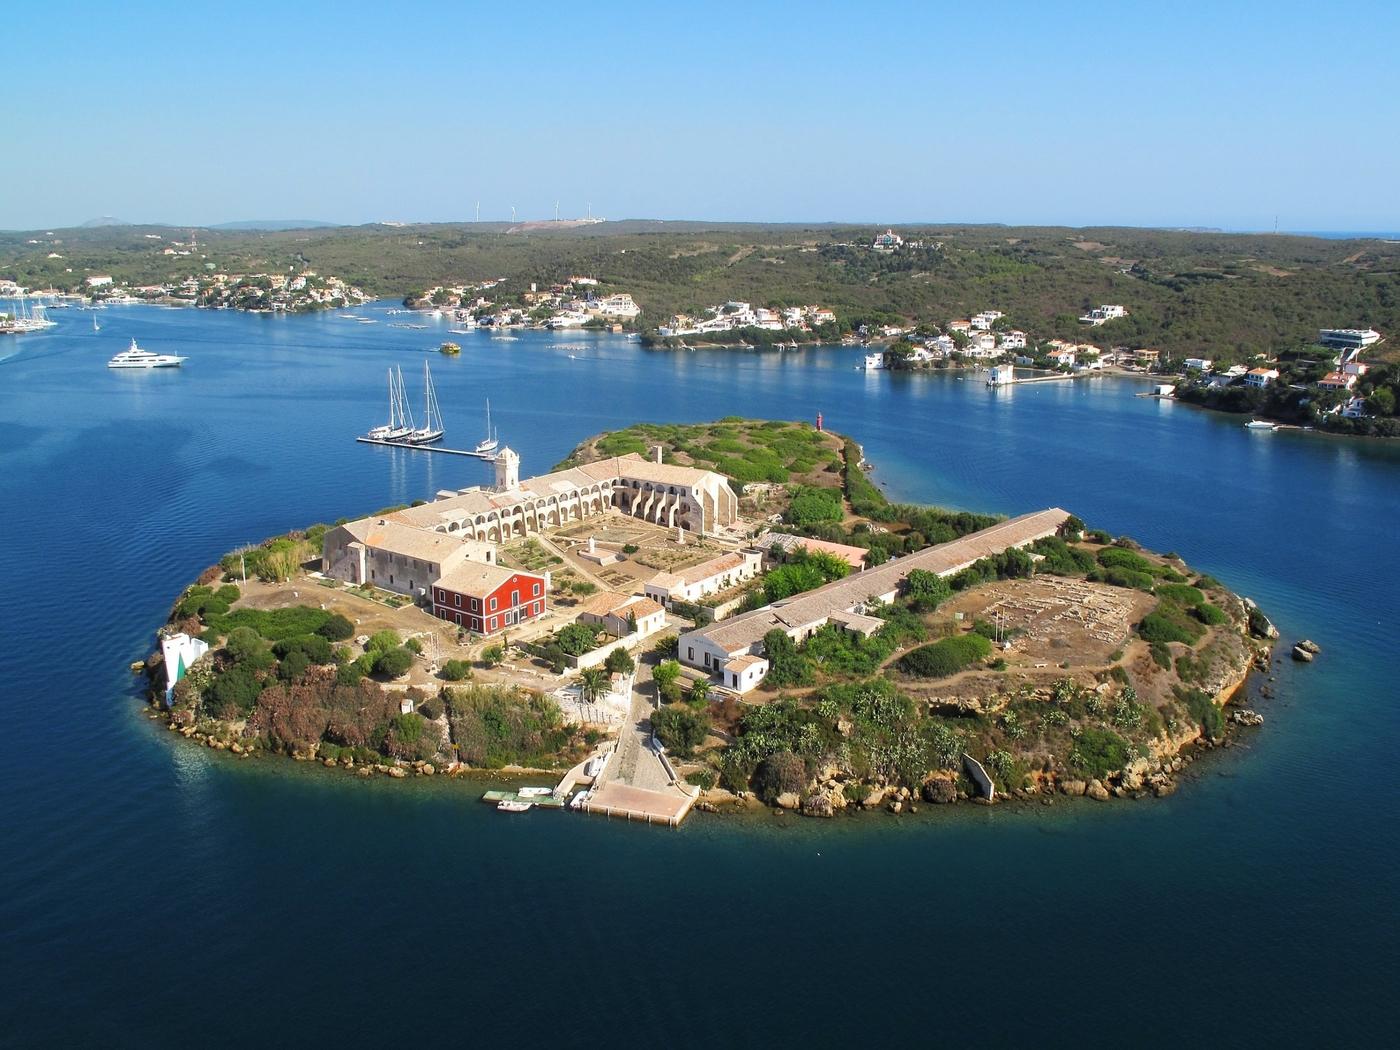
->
[474, 399, 498, 453]
[365, 367, 416, 440]
[404, 362, 445, 444]
[107, 338, 187, 368]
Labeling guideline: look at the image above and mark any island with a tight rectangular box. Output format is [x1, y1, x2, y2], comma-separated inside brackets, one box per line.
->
[141, 418, 1280, 821]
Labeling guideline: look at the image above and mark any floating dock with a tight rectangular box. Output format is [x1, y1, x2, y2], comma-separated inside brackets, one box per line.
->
[481, 789, 567, 809]
[356, 436, 498, 459]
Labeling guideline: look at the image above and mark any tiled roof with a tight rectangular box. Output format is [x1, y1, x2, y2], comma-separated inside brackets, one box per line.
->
[689, 508, 1069, 655]
[436, 562, 541, 599]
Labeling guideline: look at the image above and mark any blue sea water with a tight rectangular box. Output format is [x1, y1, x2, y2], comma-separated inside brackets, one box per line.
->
[1, 304, 1398, 1047]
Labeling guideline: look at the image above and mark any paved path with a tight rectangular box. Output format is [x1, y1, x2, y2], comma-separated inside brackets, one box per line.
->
[606, 658, 674, 793]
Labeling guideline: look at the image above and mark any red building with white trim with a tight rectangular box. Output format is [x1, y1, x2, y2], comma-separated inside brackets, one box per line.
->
[432, 563, 547, 635]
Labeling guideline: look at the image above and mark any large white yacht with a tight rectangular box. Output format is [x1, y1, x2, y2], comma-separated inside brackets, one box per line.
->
[107, 339, 187, 369]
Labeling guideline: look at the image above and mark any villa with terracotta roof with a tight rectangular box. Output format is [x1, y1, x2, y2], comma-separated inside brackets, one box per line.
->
[576, 592, 667, 639]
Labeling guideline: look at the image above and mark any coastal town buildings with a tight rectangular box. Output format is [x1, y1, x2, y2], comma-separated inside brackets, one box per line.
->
[658, 302, 835, 338]
[679, 509, 1069, 692]
[1317, 371, 1357, 391]
[1184, 357, 1213, 372]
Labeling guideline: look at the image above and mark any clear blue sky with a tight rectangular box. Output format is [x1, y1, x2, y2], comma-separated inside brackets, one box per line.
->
[6, 0, 1399, 231]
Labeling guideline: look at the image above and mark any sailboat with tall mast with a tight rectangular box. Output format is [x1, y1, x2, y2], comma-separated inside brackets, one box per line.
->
[474, 399, 498, 453]
[365, 366, 416, 440]
[404, 361, 445, 444]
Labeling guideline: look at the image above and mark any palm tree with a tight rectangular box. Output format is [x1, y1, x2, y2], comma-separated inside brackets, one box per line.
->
[689, 678, 711, 705]
[579, 667, 608, 705]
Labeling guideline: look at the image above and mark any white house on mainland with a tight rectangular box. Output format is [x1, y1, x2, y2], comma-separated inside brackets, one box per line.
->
[1245, 367, 1280, 388]
[1080, 304, 1128, 325]
[1318, 328, 1380, 352]
[1184, 357, 1213, 372]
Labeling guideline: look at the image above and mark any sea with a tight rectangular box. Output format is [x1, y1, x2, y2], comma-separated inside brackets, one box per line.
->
[1, 302, 1398, 1047]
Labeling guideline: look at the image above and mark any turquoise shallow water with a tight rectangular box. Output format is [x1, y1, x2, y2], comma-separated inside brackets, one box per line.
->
[1, 304, 1398, 1047]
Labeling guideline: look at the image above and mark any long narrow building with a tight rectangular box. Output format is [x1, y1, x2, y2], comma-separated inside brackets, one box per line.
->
[679, 508, 1070, 691]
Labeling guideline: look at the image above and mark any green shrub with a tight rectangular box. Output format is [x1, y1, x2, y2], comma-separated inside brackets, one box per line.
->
[1098, 547, 1154, 574]
[763, 629, 812, 687]
[1138, 604, 1206, 646]
[604, 648, 636, 676]
[898, 634, 992, 678]
[751, 751, 808, 804]
[366, 630, 400, 654]
[404, 637, 424, 655]
[784, 486, 844, 529]
[224, 626, 266, 663]
[215, 584, 241, 603]
[1193, 602, 1228, 626]
[272, 634, 333, 665]
[481, 644, 505, 667]
[441, 659, 473, 681]
[1155, 584, 1205, 607]
[316, 613, 355, 641]
[556, 623, 599, 656]
[203, 605, 332, 642]
[1149, 642, 1173, 669]
[1178, 687, 1225, 741]
[905, 569, 952, 611]
[652, 703, 710, 758]
[277, 650, 310, 681]
[1069, 726, 1131, 779]
[336, 663, 364, 686]
[1100, 567, 1156, 591]
[685, 769, 717, 790]
[375, 647, 414, 677]
[417, 696, 444, 721]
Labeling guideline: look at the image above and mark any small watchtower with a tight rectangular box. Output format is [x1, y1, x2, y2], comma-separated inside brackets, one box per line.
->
[493, 447, 520, 491]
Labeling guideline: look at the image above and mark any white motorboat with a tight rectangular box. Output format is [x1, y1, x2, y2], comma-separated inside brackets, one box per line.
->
[496, 800, 534, 813]
[517, 787, 553, 797]
[1245, 419, 1278, 431]
[107, 339, 186, 368]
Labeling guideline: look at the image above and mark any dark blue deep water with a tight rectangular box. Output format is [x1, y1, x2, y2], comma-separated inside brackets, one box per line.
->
[2, 304, 1398, 1047]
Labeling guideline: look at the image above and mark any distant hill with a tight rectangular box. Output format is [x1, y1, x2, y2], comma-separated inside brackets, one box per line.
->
[78, 217, 133, 228]
[208, 219, 337, 231]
